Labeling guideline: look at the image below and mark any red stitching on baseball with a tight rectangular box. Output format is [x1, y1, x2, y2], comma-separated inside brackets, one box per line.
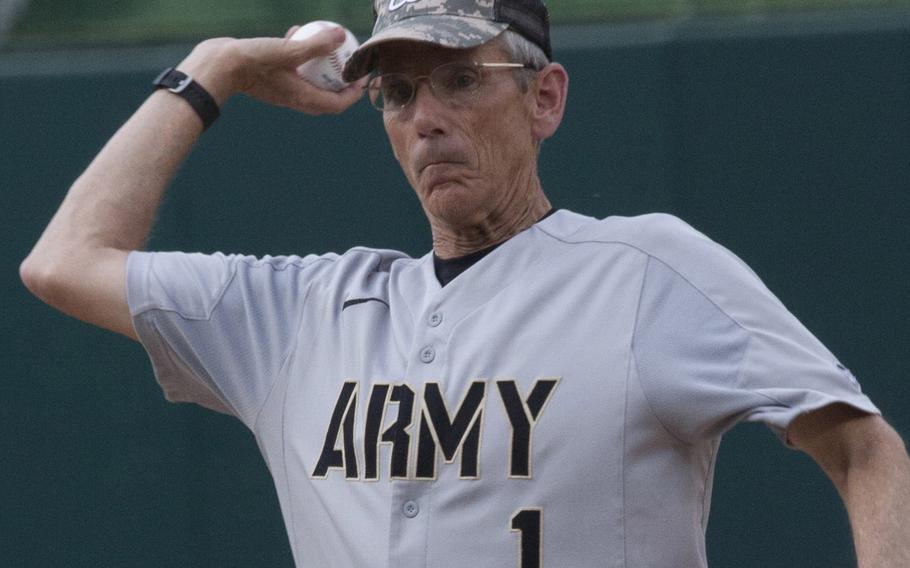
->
[329, 52, 343, 75]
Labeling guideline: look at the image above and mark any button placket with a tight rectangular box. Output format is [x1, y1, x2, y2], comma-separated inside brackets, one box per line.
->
[388, 483, 430, 567]
[418, 306, 444, 364]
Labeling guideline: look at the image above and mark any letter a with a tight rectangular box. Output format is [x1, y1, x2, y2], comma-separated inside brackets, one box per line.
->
[312, 381, 360, 479]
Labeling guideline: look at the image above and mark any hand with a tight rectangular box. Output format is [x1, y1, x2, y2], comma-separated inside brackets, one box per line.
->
[177, 26, 367, 115]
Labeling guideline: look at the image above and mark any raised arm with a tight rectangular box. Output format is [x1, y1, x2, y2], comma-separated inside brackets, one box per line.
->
[19, 26, 365, 340]
[789, 403, 910, 567]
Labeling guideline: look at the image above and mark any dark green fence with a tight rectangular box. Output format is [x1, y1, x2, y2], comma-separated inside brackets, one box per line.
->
[2, 10, 908, 567]
[7, 0, 910, 47]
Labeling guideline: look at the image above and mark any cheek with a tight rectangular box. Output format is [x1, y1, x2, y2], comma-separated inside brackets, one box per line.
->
[383, 119, 408, 169]
[384, 122, 426, 196]
[382, 117, 398, 157]
[476, 107, 533, 168]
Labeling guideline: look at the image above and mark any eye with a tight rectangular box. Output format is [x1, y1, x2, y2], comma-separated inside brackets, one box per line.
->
[378, 75, 413, 107]
[367, 73, 414, 110]
[439, 65, 480, 93]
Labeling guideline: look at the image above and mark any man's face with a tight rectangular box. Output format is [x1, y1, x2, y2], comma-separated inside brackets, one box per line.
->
[376, 40, 540, 229]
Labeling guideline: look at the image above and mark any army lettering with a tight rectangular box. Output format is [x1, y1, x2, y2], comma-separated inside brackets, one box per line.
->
[312, 378, 559, 480]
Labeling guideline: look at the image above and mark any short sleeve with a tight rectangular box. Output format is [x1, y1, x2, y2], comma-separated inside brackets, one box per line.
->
[630, 223, 879, 446]
[127, 250, 336, 428]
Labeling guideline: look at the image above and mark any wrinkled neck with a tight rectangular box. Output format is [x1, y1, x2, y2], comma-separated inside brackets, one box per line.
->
[430, 178, 551, 259]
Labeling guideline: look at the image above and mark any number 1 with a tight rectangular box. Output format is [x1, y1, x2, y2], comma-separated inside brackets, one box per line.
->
[510, 508, 543, 568]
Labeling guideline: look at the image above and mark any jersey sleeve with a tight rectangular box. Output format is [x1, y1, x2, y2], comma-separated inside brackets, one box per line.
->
[127, 250, 336, 429]
[629, 216, 879, 445]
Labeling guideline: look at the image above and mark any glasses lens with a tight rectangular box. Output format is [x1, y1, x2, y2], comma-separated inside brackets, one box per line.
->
[369, 74, 413, 111]
[432, 63, 482, 102]
[368, 63, 487, 111]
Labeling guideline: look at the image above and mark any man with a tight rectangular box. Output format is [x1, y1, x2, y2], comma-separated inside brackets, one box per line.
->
[19, 0, 910, 566]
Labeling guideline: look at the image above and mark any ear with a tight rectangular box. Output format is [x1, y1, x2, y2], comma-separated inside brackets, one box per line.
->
[529, 63, 569, 142]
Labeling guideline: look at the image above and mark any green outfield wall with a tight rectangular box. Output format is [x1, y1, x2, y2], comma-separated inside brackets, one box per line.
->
[7, 0, 910, 48]
[2, 10, 908, 567]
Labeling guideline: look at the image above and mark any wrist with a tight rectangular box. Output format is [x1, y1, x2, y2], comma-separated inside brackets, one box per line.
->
[176, 38, 244, 106]
[152, 68, 220, 130]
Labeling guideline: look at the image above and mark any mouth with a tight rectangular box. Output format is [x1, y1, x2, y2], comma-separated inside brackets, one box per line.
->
[414, 145, 470, 176]
[418, 159, 464, 174]
[420, 162, 465, 191]
[412, 144, 472, 190]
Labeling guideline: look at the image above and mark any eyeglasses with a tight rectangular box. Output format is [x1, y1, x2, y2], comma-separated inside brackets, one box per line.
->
[367, 61, 539, 112]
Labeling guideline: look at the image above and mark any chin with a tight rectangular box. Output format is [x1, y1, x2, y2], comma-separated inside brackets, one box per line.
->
[423, 184, 487, 227]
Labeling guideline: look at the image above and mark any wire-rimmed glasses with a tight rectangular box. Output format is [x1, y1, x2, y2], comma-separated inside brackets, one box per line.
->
[367, 61, 538, 112]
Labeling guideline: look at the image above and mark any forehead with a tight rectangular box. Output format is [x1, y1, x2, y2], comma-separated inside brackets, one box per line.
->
[375, 39, 506, 74]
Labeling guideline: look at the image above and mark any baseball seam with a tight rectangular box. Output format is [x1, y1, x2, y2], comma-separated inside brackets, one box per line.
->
[328, 51, 344, 79]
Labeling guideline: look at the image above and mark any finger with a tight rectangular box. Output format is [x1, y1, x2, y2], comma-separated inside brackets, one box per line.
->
[284, 25, 301, 39]
[292, 78, 367, 115]
[336, 79, 369, 106]
[352, 76, 370, 91]
[285, 26, 346, 64]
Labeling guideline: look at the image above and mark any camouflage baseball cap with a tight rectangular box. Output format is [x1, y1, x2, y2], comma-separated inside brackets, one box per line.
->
[341, 0, 551, 82]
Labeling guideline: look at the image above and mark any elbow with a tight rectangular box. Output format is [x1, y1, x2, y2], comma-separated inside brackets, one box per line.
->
[20, 253, 58, 303]
[19, 252, 74, 308]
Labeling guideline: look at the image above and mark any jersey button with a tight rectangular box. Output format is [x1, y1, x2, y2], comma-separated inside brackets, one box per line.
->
[403, 500, 419, 518]
[428, 312, 443, 327]
[420, 347, 436, 364]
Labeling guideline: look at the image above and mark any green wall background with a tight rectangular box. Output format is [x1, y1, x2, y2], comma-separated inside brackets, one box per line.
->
[2, 12, 908, 567]
[9, 0, 910, 47]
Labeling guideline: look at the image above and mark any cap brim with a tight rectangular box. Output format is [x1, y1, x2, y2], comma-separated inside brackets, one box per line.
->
[342, 15, 509, 82]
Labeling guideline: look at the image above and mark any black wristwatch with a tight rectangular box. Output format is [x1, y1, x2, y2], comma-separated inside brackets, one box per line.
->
[152, 67, 220, 130]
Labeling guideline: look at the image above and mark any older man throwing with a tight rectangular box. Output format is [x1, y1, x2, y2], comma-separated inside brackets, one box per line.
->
[20, 0, 910, 567]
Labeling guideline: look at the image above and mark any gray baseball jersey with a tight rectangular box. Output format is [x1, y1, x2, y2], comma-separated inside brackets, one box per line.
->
[127, 210, 878, 567]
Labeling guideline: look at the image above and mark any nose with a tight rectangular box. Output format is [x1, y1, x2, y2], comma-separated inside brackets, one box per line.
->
[409, 80, 448, 139]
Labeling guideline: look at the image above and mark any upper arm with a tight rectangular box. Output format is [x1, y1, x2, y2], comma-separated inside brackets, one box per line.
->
[20, 247, 137, 341]
[789, 403, 903, 491]
[127, 251, 338, 425]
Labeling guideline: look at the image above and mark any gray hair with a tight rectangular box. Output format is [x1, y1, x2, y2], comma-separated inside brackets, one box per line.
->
[495, 30, 549, 92]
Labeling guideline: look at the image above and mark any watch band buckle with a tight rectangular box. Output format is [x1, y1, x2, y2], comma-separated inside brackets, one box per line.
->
[169, 75, 194, 94]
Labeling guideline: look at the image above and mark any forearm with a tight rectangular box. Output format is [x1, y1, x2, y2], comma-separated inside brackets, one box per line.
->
[20, 29, 360, 335]
[19, 93, 202, 335]
[20, 94, 206, 335]
[23, 29, 357, 273]
[840, 428, 910, 567]
[19, 42, 241, 335]
[25, 44, 237, 265]
[41, 94, 200, 253]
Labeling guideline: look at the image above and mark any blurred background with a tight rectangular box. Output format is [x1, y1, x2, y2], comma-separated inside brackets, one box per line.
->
[2, 1, 909, 567]
[1, 0, 910, 47]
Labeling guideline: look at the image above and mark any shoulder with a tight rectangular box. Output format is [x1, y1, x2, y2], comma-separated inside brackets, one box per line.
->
[540, 210, 700, 244]
[130, 246, 414, 278]
[128, 247, 415, 314]
[540, 210, 738, 271]
[540, 210, 774, 321]
[338, 246, 415, 271]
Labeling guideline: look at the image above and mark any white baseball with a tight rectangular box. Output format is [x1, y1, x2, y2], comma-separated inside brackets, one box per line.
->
[290, 20, 359, 91]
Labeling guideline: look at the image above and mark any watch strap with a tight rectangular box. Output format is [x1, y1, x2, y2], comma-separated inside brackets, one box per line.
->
[152, 67, 220, 130]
